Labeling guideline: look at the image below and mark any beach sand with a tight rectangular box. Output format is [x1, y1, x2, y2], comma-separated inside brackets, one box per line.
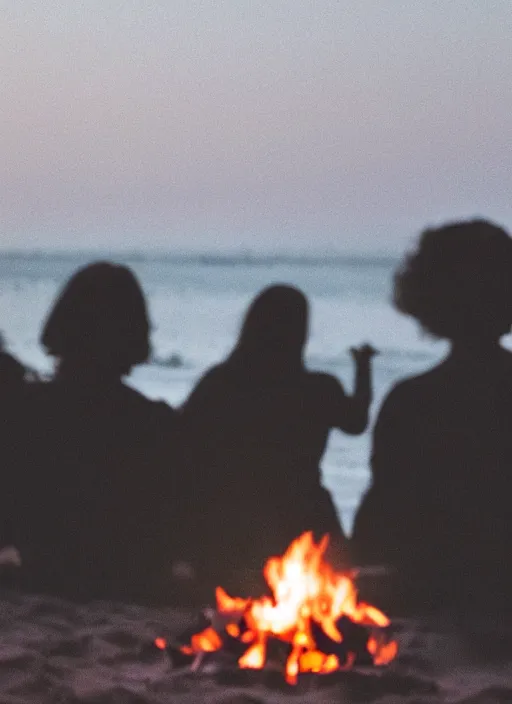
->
[1, 588, 511, 703]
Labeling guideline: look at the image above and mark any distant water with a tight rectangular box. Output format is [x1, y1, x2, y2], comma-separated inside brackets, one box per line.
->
[0, 252, 453, 534]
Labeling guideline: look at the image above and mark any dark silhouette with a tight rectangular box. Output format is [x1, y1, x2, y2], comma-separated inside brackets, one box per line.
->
[0, 337, 27, 555]
[179, 284, 376, 598]
[9, 263, 178, 604]
[0, 335, 26, 392]
[353, 219, 512, 613]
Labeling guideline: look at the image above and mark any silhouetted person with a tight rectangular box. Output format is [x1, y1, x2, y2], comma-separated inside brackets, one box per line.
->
[180, 284, 376, 598]
[0, 336, 27, 555]
[353, 219, 512, 614]
[0, 335, 25, 393]
[10, 263, 177, 604]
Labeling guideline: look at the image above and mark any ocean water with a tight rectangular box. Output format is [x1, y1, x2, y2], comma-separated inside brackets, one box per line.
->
[0, 252, 451, 534]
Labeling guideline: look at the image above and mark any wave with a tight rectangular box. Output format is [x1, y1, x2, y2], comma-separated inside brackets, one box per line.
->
[0, 250, 398, 269]
[151, 352, 186, 369]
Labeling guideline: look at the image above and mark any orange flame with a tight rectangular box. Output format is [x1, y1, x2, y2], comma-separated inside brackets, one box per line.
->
[180, 532, 397, 684]
[154, 637, 167, 650]
[181, 626, 222, 655]
[239, 639, 266, 669]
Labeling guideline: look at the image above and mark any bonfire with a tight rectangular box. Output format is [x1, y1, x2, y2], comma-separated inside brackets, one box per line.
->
[157, 532, 397, 685]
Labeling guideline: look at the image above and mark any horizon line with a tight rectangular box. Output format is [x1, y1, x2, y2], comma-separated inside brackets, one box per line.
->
[0, 248, 400, 264]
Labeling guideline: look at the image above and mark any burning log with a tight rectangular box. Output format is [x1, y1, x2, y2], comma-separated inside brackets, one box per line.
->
[153, 637, 196, 668]
[155, 532, 398, 685]
[310, 616, 371, 666]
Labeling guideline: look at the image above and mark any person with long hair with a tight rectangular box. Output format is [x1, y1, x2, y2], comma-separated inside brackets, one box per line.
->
[353, 219, 512, 613]
[180, 284, 376, 597]
[11, 262, 177, 604]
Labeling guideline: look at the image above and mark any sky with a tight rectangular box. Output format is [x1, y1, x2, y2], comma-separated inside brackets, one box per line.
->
[1, 0, 511, 253]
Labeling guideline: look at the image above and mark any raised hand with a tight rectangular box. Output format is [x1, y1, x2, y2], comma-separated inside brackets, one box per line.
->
[349, 344, 379, 364]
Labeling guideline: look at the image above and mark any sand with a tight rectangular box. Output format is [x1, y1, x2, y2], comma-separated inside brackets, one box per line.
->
[0, 588, 511, 704]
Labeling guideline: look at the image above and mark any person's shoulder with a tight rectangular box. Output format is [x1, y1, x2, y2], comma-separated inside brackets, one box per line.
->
[378, 365, 445, 415]
[149, 398, 176, 421]
[0, 351, 25, 378]
[391, 361, 448, 393]
[121, 383, 175, 416]
[198, 363, 226, 382]
[307, 370, 342, 386]
[119, 386, 178, 443]
[383, 373, 429, 402]
[190, 363, 231, 394]
[305, 371, 347, 398]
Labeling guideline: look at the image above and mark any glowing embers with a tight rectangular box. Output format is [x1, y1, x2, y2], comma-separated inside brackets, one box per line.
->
[158, 532, 398, 685]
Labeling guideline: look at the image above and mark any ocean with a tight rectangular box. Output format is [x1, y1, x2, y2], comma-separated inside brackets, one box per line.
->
[0, 252, 452, 535]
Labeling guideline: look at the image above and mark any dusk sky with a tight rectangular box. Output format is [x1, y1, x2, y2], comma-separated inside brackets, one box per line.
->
[2, 1, 511, 253]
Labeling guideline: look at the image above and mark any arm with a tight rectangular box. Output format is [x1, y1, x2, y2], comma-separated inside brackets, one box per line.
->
[333, 344, 377, 435]
[350, 342, 377, 407]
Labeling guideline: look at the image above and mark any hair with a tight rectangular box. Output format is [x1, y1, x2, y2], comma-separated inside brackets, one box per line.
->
[394, 219, 512, 341]
[227, 284, 309, 381]
[41, 262, 150, 375]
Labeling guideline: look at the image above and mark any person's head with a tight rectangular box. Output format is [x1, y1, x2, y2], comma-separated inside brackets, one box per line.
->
[394, 219, 512, 343]
[229, 284, 309, 378]
[41, 262, 150, 377]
